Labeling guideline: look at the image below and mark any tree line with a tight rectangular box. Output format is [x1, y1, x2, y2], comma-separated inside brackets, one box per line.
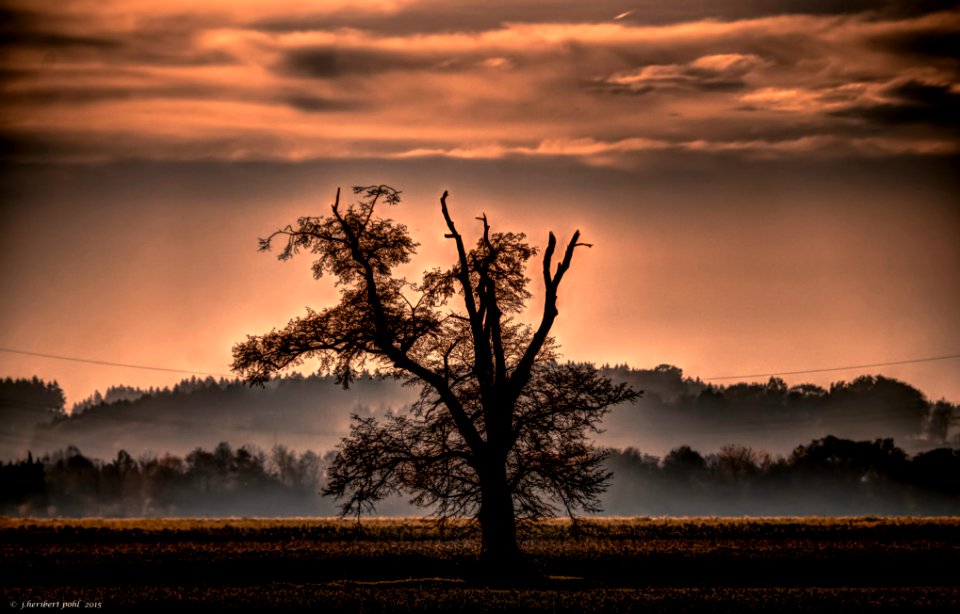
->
[604, 436, 960, 516]
[1, 443, 330, 517]
[604, 365, 959, 451]
[0, 377, 66, 412]
[5, 368, 957, 468]
[3, 436, 958, 518]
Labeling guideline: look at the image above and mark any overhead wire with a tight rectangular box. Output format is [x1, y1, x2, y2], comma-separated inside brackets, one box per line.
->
[0, 347, 232, 378]
[2, 345, 958, 384]
[703, 353, 960, 381]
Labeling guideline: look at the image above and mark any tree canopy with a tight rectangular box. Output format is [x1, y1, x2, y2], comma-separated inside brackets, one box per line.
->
[232, 185, 638, 567]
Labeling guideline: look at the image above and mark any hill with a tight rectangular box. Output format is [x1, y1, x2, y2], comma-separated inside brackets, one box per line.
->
[1, 366, 955, 463]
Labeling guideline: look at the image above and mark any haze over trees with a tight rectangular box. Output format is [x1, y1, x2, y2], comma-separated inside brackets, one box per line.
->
[0, 374, 415, 462]
[231, 185, 638, 568]
[1, 442, 329, 517]
[2, 376, 958, 518]
[603, 367, 958, 453]
[1, 369, 955, 467]
[0, 377, 66, 461]
[4, 436, 960, 518]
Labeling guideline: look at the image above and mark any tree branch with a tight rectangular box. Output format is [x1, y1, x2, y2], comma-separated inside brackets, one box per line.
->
[509, 231, 588, 401]
[440, 191, 496, 415]
[333, 192, 486, 455]
[440, 191, 481, 332]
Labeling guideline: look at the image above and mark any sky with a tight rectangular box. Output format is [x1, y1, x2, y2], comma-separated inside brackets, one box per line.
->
[1, 0, 958, 408]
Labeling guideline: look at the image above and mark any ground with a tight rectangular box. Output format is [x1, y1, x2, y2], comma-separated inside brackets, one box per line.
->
[2, 517, 959, 611]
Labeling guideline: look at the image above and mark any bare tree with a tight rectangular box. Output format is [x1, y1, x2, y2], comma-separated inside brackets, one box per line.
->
[232, 185, 638, 570]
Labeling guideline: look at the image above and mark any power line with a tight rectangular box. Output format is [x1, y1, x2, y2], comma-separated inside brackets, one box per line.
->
[2, 345, 958, 384]
[704, 353, 960, 381]
[0, 347, 232, 378]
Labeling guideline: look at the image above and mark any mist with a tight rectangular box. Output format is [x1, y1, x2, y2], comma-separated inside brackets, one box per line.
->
[2, 367, 958, 517]
[3, 436, 959, 518]
[3, 365, 956, 465]
[601, 365, 956, 456]
[0, 374, 417, 463]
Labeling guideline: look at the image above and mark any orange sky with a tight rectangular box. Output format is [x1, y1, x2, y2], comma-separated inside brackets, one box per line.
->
[1, 1, 958, 407]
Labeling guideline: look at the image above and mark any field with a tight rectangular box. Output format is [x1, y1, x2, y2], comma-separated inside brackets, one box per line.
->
[3, 517, 959, 611]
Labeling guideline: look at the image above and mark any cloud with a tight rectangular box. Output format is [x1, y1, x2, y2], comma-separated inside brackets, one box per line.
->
[735, 73, 960, 137]
[280, 46, 448, 78]
[738, 86, 850, 113]
[0, 3, 957, 165]
[872, 0, 960, 19]
[0, 6, 118, 49]
[601, 54, 766, 94]
[282, 94, 362, 113]
[394, 134, 957, 164]
[830, 79, 960, 130]
[868, 16, 960, 61]
[246, 1, 957, 35]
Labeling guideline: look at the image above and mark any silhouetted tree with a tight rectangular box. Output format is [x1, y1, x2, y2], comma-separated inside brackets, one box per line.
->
[826, 376, 929, 435]
[911, 448, 960, 496]
[926, 400, 958, 445]
[0, 452, 45, 513]
[711, 444, 763, 481]
[232, 185, 638, 570]
[46, 446, 99, 515]
[663, 445, 707, 479]
[0, 377, 66, 435]
[100, 449, 142, 515]
[790, 436, 909, 483]
[0, 377, 66, 413]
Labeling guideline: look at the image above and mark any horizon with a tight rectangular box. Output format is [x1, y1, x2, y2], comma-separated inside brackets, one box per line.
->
[3, 355, 959, 412]
[3, 359, 954, 468]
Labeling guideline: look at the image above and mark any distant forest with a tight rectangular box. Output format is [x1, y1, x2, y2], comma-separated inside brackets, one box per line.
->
[2, 366, 957, 462]
[1, 369, 958, 516]
[2, 437, 959, 517]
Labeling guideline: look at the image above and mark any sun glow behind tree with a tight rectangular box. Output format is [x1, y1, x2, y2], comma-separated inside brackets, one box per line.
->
[232, 185, 638, 569]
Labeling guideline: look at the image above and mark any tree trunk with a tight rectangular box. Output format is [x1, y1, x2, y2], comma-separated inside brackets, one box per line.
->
[477, 456, 525, 579]
[479, 480, 518, 562]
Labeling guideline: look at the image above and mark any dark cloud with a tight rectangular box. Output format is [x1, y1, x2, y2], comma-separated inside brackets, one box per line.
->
[282, 94, 361, 113]
[280, 46, 471, 78]
[0, 130, 266, 164]
[870, 28, 960, 63]
[1, 85, 220, 106]
[283, 48, 396, 78]
[2, 74, 360, 114]
[1, 3, 955, 164]
[0, 31, 120, 50]
[0, 6, 235, 67]
[0, 68, 33, 85]
[0, 132, 77, 162]
[832, 80, 960, 130]
[865, 6, 960, 77]
[872, 0, 960, 18]
[705, 0, 897, 19]
[723, 0, 959, 20]
[111, 48, 237, 68]
[249, 0, 933, 36]
[0, 7, 119, 50]
[252, 1, 668, 35]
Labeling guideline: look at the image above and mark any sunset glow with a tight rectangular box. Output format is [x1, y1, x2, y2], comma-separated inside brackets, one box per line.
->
[1, 0, 957, 407]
